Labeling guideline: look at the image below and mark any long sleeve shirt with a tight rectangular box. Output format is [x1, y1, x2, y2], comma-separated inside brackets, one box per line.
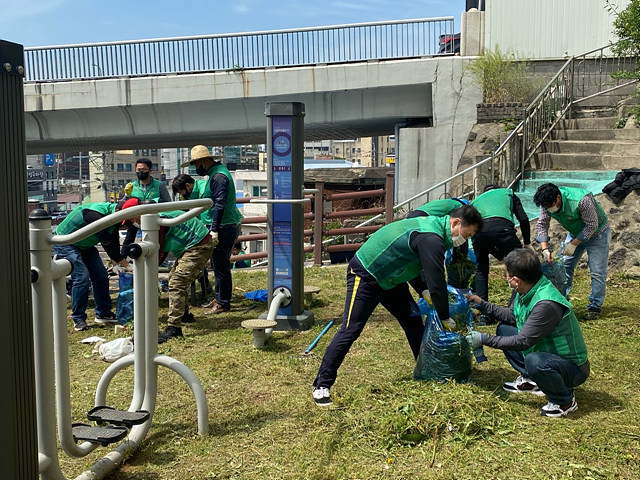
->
[409, 232, 450, 321]
[82, 209, 125, 263]
[208, 173, 230, 232]
[512, 193, 531, 245]
[535, 194, 607, 243]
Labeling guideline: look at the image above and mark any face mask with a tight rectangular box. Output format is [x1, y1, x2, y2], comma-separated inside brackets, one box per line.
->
[195, 166, 208, 176]
[136, 171, 150, 181]
[507, 276, 518, 291]
[182, 190, 191, 200]
[546, 205, 559, 214]
[452, 234, 466, 247]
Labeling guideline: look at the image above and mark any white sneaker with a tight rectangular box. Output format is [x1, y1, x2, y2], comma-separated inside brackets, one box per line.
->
[502, 375, 545, 396]
[312, 387, 332, 407]
[540, 397, 578, 417]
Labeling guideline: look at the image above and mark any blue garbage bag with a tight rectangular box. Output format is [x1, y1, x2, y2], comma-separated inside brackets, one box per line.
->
[116, 272, 134, 325]
[418, 285, 475, 333]
[541, 260, 566, 295]
[244, 289, 268, 302]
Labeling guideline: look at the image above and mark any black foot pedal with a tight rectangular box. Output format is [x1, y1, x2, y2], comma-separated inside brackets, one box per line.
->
[87, 406, 151, 427]
[72, 423, 128, 446]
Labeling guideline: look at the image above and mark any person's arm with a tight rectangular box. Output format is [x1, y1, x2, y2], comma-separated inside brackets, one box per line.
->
[83, 209, 125, 263]
[120, 224, 139, 257]
[208, 173, 230, 232]
[157, 226, 169, 264]
[470, 297, 516, 324]
[409, 232, 449, 321]
[482, 300, 565, 350]
[575, 195, 600, 242]
[157, 183, 172, 203]
[512, 194, 531, 245]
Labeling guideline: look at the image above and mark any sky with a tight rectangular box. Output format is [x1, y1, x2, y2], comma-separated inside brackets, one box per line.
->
[1, 0, 462, 48]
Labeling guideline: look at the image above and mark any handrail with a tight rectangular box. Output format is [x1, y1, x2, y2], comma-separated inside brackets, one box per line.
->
[24, 17, 455, 82]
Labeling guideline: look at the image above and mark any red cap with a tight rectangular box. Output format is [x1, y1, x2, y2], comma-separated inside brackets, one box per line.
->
[121, 198, 141, 224]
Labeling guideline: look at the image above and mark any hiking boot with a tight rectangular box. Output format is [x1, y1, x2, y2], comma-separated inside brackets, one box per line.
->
[540, 397, 578, 417]
[502, 375, 545, 396]
[158, 326, 184, 344]
[206, 303, 230, 314]
[312, 387, 333, 407]
[582, 308, 600, 321]
[181, 312, 196, 324]
[95, 312, 118, 324]
[201, 298, 218, 309]
[74, 320, 89, 332]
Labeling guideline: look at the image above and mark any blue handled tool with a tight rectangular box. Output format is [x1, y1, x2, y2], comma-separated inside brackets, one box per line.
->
[302, 320, 335, 356]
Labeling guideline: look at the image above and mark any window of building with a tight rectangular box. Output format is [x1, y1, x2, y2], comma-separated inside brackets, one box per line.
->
[152, 163, 159, 171]
[252, 185, 267, 197]
[141, 149, 149, 156]
[150, 149, 158, 156]
[125, 163, 132, 172]
[134, 150, 139, 156]
[117, 164, 124, 172]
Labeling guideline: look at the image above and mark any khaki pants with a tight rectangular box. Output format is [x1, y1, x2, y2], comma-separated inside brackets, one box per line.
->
[167, 238, 214, 327]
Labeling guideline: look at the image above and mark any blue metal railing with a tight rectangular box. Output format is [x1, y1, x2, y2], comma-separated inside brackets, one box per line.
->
[24, 17, 455, 82]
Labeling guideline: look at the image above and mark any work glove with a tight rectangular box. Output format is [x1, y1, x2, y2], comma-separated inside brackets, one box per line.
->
[421, 289, 432, 304]
[523, 243, 535, 252]
[211, 231, 219, 248]
[563, 242, 577, 256]
[112, 264, 132, 275]
[465, 331, 483, 349]
[124, 182, 134, 196]
[542, 248, 552, 263]
[441, 317, 456, 332]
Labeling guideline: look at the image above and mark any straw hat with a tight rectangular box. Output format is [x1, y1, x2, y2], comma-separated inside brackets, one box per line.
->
[179, 145, 222, 168]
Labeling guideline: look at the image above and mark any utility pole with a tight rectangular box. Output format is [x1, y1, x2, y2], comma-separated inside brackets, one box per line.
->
[78, 151, 82, 203]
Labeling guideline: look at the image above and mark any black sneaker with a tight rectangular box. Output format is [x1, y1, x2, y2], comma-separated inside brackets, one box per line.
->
[74, 320, 89, 332]
[502, 375, 545, 396]
[582, 308, 600, 321]
[158, 326, 183, 344]
[312, 387, 333, 407]
[540, 397, 578, 417]
[181, 312, 196, 324]
[95, 312, 118, 324]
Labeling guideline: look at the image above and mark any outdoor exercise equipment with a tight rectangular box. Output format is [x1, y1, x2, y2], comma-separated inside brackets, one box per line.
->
[30, 199, 211, 480]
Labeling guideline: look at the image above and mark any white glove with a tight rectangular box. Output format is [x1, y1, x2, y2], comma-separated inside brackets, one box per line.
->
[210, 231, 219, 248]
[112, 265, 131, 275]
[542, 248, 552, 263]
[421, 289, 432, 304]
[523, 244, 535, 252]
[563, 242, 577, 256]
[441, 318, 456, 331]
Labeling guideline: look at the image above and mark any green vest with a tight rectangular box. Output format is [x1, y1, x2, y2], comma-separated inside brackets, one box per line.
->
[415, 198, 464, 217]
[550, 186, 608, 238]
[55, 202, 118, 249]
[159, 211, 211, 257]
[356, 216, 452, 290]
[130, 177, 162, 202]
[189, 179, 213, 226]
[203, 164, 243, 227]
[513, 276, 588, 365]
[471, 188, 514, 222]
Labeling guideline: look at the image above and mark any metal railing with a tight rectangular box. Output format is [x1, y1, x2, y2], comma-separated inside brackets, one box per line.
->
[393, 42, 638, 213]
[24, 17, 454, 82]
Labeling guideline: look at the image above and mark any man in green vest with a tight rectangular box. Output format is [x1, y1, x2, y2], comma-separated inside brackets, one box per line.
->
[121, 198, 215, 343]
[466, 248, 589, 417]
[181, 145, 243, 314]
[406, 197, 468, 219]
[312, 205, 484, 407]
[126, 158, 171, 203]
[53, 202, 131, 332]
[533, 183, 610, 321]
[471, 185, 532, 313]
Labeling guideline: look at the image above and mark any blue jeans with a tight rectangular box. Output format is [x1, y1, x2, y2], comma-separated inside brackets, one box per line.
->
[53, 244, 113, 325]
[497, 323, 589, 405]
[563, 226, 610, 311]
[212, 224, 240, 308]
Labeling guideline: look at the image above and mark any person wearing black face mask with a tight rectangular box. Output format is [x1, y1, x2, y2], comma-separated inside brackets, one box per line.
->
[180, 145, 243, 314]
[126, 158, 171, 203]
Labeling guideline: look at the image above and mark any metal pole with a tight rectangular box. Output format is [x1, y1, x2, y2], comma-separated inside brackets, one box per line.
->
[313, 181, 324, 266]
[385, 171, 394, 224]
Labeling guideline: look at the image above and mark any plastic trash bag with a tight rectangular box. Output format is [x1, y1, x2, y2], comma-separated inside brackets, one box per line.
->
[541, 260, 566, 296]
[445, 242, 477, 289]
[96, 337, 133, 362]
[116, 272, 134, 325]
[413, 308, 472, 383]
[244, 289, 268, 302]
[418, 286, 475, 334]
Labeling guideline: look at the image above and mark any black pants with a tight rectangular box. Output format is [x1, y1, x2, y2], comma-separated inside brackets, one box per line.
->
[313, 257, 424, 389]
[212, 223, 240, 308]
[472, 218, 522, 301]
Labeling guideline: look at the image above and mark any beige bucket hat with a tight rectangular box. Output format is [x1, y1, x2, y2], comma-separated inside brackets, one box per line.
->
[180, 145, 222, 168]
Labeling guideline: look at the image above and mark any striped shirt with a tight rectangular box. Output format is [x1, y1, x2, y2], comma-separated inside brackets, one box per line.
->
[535, 194, 608, 243]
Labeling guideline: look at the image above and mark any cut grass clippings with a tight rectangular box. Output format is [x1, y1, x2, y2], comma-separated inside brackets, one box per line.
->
[56, 264, 640, 479]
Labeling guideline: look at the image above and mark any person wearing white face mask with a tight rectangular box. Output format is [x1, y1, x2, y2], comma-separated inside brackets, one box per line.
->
[311, 205, 483, 407]
[533, 183, 610, 321]
[465, 248, 589, 418]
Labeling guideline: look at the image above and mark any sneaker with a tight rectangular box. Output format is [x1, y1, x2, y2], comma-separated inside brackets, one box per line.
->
[502, 375, 545, 396]
[74, 320, 89, 332]
[540, 397, 578, 417]
[181, 312, 196, 324]
[158, 325, 183, 344]
[312, 387, 333, 407]
[201, 298, 218, 309]
[95, 312, 118, 324]
[582, 308, 600, 321]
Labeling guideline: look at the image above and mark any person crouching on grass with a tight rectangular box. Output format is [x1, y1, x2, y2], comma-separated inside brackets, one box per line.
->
[466, 248, 589, 418]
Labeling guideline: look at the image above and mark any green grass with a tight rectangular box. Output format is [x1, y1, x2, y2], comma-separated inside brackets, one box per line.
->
[59, 265, 640, 479]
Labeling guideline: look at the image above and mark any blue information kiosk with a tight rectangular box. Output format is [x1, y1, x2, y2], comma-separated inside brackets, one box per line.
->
[260, 102, 314, 331]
